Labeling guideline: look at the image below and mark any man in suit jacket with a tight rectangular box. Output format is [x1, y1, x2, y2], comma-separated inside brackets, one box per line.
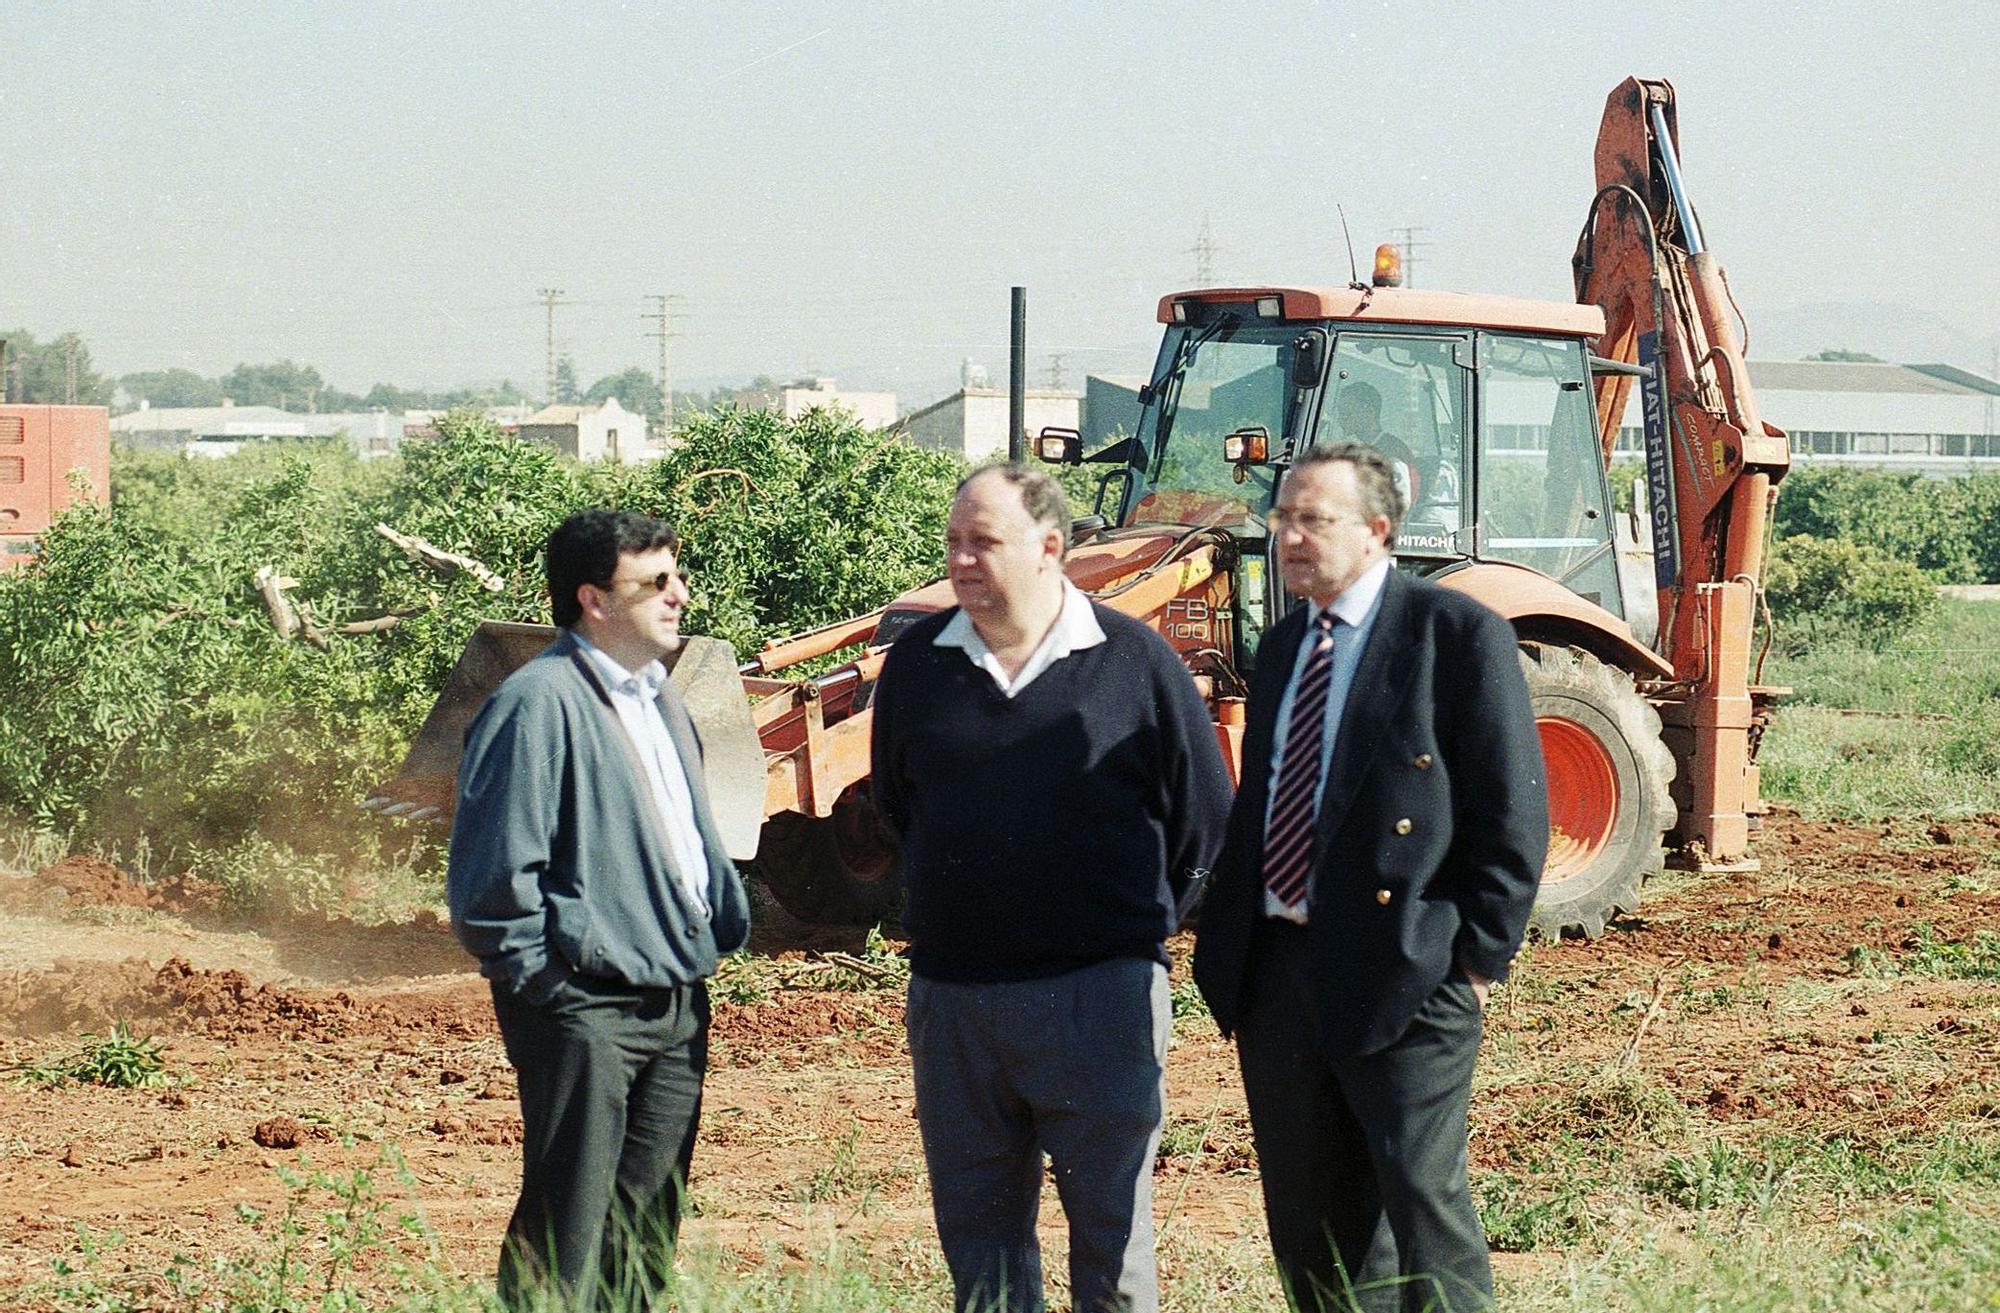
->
[1193, 444, 1546, 1313]
[449, 508, 751, 1309]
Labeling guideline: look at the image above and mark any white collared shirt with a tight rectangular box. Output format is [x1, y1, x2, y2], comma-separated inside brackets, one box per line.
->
[1262, 555, 1393, 923]
[573, 633, 711, 915]
[933, 578, 1107, 696]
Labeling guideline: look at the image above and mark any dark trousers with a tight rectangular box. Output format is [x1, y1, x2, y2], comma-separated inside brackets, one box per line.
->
[1236, 922, 1491, 1313]
[490, 974, 709, 1311]
[907, 958, 1172, 1313]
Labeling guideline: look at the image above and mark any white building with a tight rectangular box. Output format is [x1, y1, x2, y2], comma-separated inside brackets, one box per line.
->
[901, 387, 1082, 463]
[517, 398, 651, 462]
[1610, 360, 2000, 474]
[779, 378, 897, 430]
[111, 402, 306, 454]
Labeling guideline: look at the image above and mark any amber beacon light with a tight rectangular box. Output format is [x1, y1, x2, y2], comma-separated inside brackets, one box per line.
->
[1371, 243, 1404, 287]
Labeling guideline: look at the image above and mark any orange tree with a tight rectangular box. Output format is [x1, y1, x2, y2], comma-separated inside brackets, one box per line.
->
[0, 408, 960, 877]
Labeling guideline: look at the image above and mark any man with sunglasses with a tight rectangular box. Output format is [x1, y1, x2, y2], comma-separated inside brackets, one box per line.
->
[449, 508, 751, 1309]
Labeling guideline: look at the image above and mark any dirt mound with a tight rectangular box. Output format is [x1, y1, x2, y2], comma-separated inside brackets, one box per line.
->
[2, 955, 495, 1041]
[31, 855, 222, 917]
[711, 993, 905, 1068]
[41, 855, 157, 909]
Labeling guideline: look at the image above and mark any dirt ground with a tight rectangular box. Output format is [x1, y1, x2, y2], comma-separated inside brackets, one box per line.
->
[2, 810, 1998, 1303]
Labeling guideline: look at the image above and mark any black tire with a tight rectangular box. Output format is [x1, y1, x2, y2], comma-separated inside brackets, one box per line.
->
[1518, 644, 1675, 938]
[754, 790, 903, 927]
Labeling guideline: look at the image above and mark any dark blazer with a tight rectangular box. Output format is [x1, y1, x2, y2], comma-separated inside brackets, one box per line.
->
[1192, 568, 1546, 1059]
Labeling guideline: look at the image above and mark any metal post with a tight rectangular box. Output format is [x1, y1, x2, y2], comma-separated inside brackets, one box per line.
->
[1009, 286, 1026, 462]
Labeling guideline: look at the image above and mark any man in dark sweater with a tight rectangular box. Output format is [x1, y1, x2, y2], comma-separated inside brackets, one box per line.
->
[871, 464, 1232, 1313]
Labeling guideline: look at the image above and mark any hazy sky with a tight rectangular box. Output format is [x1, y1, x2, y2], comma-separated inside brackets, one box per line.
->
[6, 2, 1996, 405]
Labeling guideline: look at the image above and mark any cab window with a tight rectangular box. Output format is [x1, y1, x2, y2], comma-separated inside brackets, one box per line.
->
[1476, 335, 1622, 615]
[1318, 334, 1467, 557]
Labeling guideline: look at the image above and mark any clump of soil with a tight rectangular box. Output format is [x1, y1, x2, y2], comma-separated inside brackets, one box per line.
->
[1, 955, 494, 1040]
[251, 1116, 327, 1149]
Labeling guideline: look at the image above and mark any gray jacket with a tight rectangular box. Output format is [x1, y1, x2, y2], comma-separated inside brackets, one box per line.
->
[447, 629, 752, 1000]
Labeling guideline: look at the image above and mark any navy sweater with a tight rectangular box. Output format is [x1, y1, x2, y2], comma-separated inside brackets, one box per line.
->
[870, 604, 1233, 982]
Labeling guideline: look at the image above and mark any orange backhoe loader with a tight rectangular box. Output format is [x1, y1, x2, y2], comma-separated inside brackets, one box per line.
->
[371, 76, 1788, 938]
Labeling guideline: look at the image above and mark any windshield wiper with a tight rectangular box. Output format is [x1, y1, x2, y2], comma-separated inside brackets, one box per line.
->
[1138, 316, 1231, 408]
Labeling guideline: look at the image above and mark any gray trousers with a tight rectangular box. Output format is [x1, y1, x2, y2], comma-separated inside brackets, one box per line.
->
[1236, 922, 1491, 1313]
[490, 974, 708, 1311]
[907, 957, 1172, 1313]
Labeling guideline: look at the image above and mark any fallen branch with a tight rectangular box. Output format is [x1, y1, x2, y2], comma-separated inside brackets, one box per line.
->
[337, 613, 407, 635]
[253, 565, 300, 641]
[1615, 971, 1672, 1073]
[678, 467, 759, 512]
[294, 601, 331, 652]
[373, 523, 505, 593]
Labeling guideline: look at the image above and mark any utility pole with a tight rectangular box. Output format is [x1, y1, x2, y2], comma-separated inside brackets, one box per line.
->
[1046, 353, 1065, 390]
[64, 338, 78, 404]
[642, 294, 682, 432]
[537, 288, 570, 404]
[1009, 287, 1027, 462]
[1190, 215, 1217, 285]
[1389, 226, 1432, 288]
[1987, 337, 1997, 439]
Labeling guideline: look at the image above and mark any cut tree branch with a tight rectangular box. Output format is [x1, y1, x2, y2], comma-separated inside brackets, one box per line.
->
[253, 565, 300, 640]
[373, 523, 506, 593]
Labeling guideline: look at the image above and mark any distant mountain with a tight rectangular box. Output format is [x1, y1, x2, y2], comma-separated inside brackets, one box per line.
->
[1752, 302, 1997, 374]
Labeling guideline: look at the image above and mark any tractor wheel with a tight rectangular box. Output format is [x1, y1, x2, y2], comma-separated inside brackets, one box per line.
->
[754, 790, 903, 927]
[1518, 645, 1675, 939]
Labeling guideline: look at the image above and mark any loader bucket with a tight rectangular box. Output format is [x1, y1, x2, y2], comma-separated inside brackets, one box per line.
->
[365, 621, 767, 861]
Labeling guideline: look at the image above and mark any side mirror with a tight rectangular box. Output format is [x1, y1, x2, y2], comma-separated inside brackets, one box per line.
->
[1223, 426, 1270, 467]
[1037, 426, 1083, 465]
[1288, 331, 1326, 389]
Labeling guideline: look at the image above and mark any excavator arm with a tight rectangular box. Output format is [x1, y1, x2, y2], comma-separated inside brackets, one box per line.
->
[1572, 77, 1790, 864]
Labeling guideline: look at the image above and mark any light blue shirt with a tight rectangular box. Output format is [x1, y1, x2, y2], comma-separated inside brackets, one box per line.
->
[573, 632, 711, 915]
[1262, 556, 1391, 922]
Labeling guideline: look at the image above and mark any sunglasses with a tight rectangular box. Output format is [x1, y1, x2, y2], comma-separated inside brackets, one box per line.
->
[608, 569, 689, 594]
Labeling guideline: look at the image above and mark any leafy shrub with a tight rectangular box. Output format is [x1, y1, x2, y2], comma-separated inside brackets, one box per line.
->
[0, 407, 962, 881]
[1762, 534, 1939, 654]
[1774, 467, 2000, 584]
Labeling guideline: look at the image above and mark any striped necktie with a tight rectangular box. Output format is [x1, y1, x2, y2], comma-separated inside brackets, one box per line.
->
[1263, 609, 1343, 909]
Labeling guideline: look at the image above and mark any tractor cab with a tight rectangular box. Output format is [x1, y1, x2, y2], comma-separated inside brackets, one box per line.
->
[1048, 287, 1625, 671]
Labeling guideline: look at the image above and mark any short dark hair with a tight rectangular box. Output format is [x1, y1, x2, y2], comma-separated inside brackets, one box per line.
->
[1292, 441, 1406, 546]
[958, 462, 1071, 557]
[545, 508, 681, 628]
[1339, 380, 1382, 418]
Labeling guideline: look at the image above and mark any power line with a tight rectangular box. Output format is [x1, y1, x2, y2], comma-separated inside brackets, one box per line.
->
[536, 287, 572, 404]
[1389, 226, 1432, 288]
[1190, 215, 1217, 285]
[642, 293, 683, 431]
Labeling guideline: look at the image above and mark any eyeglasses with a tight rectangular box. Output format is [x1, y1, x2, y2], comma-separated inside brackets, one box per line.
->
[1266, 507, 1366, 535]
[609, 569, 689, 594]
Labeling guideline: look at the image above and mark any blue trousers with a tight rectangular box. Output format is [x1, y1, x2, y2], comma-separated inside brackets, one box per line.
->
[907, 957, 1172, 1313]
